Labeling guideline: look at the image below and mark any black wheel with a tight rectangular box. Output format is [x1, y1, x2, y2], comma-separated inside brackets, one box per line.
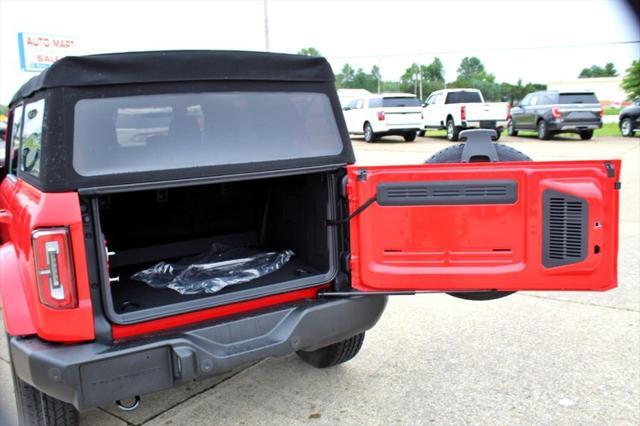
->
[7, 335, 79, 426]
[297, 333, 365, 368]
[507, 119, 518, 136]
[537, 119, 552, 140]
[620, 117, 634, 137]
[426, 143, 532, 301]
[493, 128, 502, 141]
[403, 131, 417, 142]
[446, 118, 460, 141]
[418, 130, 426, 137]
[363, 122, 377, 143]
[579, 130, 594, 140]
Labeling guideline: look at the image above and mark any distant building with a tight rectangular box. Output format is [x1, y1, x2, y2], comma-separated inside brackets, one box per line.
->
[547, 77, 629, 106]
[337, 88, 371, 107]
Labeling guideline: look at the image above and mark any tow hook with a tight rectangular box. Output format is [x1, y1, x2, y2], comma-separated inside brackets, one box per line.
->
[116, 396, 141, 411]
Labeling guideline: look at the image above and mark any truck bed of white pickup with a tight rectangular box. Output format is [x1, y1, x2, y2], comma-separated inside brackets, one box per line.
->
[422, 88, 509, 141]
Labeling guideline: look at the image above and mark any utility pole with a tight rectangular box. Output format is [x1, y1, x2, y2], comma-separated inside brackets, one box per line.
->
[263, 0, 270, 52]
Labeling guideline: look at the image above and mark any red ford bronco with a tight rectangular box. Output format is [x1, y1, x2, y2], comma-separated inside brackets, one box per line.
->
[0, 51, 620, 425]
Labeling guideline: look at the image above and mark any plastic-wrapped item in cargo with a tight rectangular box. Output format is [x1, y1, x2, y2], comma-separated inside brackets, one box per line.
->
[131, 244, 295, 295]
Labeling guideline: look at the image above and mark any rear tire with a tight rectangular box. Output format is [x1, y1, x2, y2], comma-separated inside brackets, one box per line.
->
[579, 130, 594, 140]
[426, 143, 532, 301]
[418, 130, 426, 137]
[493, 128, 502, 141]
[537, 119, 552, 140]
[363, 123, 377, 143]
[7, 335, 79, 426]
[297, 333, 365, 368]
[620, 117, 633, 137]
[446, 118, 460, 141]
[507, 119, 518, 136]
[403, 131, 417, 142]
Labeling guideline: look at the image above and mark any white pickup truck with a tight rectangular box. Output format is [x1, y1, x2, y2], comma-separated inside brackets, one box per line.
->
[421, 88, 510, 141]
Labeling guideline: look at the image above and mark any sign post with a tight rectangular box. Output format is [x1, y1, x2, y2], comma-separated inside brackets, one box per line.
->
[18, 32, 77, 72]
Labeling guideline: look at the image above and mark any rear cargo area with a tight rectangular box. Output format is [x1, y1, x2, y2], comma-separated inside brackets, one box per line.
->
[95, 172, 337, 324]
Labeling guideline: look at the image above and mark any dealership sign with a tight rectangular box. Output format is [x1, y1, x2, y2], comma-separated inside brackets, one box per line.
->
[18, 32, 77, 72]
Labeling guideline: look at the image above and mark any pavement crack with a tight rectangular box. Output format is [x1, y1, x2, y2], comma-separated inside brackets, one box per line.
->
[0, 355, 9, 364]
[518, 293, 640, 313]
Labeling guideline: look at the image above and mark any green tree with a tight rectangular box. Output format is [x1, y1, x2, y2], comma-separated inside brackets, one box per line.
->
[621, 60, 640, 100]
[371, 65, 382, 92]
[578, 62, 618, 78]
[422, 57, 444, 83]
[0, 104, 7, 116]
[457, 56, 488, 81]
[335, 63, 380, 92]
[297, 47, 321, 57]
[399, 58, 446, 98]
[336, 63, 355, 88]
[400, 63, 421, 94]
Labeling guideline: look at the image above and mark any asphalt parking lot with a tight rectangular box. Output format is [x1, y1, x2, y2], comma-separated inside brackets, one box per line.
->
[1, 133, 639, 426]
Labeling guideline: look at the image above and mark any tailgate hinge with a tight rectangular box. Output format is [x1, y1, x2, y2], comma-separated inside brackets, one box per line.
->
[604, 162, 621, 189]
[604, 162, 615, 178]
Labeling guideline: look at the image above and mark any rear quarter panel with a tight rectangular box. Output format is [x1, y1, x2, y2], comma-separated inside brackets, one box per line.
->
[1, 179, 94, 341]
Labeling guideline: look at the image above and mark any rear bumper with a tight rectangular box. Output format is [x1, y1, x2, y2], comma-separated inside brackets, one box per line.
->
[548, 120, 603, 131]
[10, 296, 387, 410]
[373, 123, 422, 133]
[461, 120, 507, 129]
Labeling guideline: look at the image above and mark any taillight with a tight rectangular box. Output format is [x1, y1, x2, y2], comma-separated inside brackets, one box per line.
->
[32, 228, 77, 309]
[460, 105, 466, 121]
[552, 107, 562, 119]
[376, 111, 385, 121]
[599, 106, 604, 117]
[507, 104, 511, 120]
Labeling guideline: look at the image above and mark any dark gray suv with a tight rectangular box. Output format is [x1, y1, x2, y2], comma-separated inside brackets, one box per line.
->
[508, 91, 602, 140]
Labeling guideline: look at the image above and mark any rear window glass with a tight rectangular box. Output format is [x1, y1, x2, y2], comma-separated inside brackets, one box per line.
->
[382, 97, 420, 107]
[73, 92, 343, 176]
[21, 99, 46, 178]
[559, 93, 599, 104]
[368, 98, 383, 108]
[445, 91, 482, 104]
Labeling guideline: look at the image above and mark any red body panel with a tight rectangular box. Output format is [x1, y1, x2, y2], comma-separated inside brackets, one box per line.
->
[347, 160, 619, 292]
[0, 178, 94, 341]
[112, 286, 326, 340]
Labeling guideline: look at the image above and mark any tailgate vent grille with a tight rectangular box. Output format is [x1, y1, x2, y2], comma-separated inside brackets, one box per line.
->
[377, 180, 517, 206]
[543, 190, 587, 268]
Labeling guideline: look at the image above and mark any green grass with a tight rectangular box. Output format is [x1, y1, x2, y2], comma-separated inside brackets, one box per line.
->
[423, 129, 447, 137]
[594, 122, 621, 136]
[603, 107, 621, 116]
[418, 123, 623, 139]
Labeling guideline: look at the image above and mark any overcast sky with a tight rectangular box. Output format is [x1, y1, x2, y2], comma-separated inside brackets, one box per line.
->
[0, 0, 638, 103]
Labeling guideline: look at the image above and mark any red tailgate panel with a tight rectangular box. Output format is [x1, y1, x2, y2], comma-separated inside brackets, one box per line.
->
[347, 160, 619, 292]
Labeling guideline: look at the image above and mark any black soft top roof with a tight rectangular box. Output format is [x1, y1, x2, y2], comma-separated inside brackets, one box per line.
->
[11, 50, 334, 105]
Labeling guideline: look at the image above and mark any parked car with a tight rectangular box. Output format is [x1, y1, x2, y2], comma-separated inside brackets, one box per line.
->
[342, 93, 422, 142]
[508, 91, 603, 140]
[619, 97, 640, 137]
[1, 51, 621, 425]
[420, 88, 509, 141]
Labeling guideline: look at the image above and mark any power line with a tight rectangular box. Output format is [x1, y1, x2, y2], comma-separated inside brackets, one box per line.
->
[326, 40, 640, 61]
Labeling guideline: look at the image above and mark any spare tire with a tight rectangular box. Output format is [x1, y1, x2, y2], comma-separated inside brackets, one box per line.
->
[426, 142, 532, 301]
